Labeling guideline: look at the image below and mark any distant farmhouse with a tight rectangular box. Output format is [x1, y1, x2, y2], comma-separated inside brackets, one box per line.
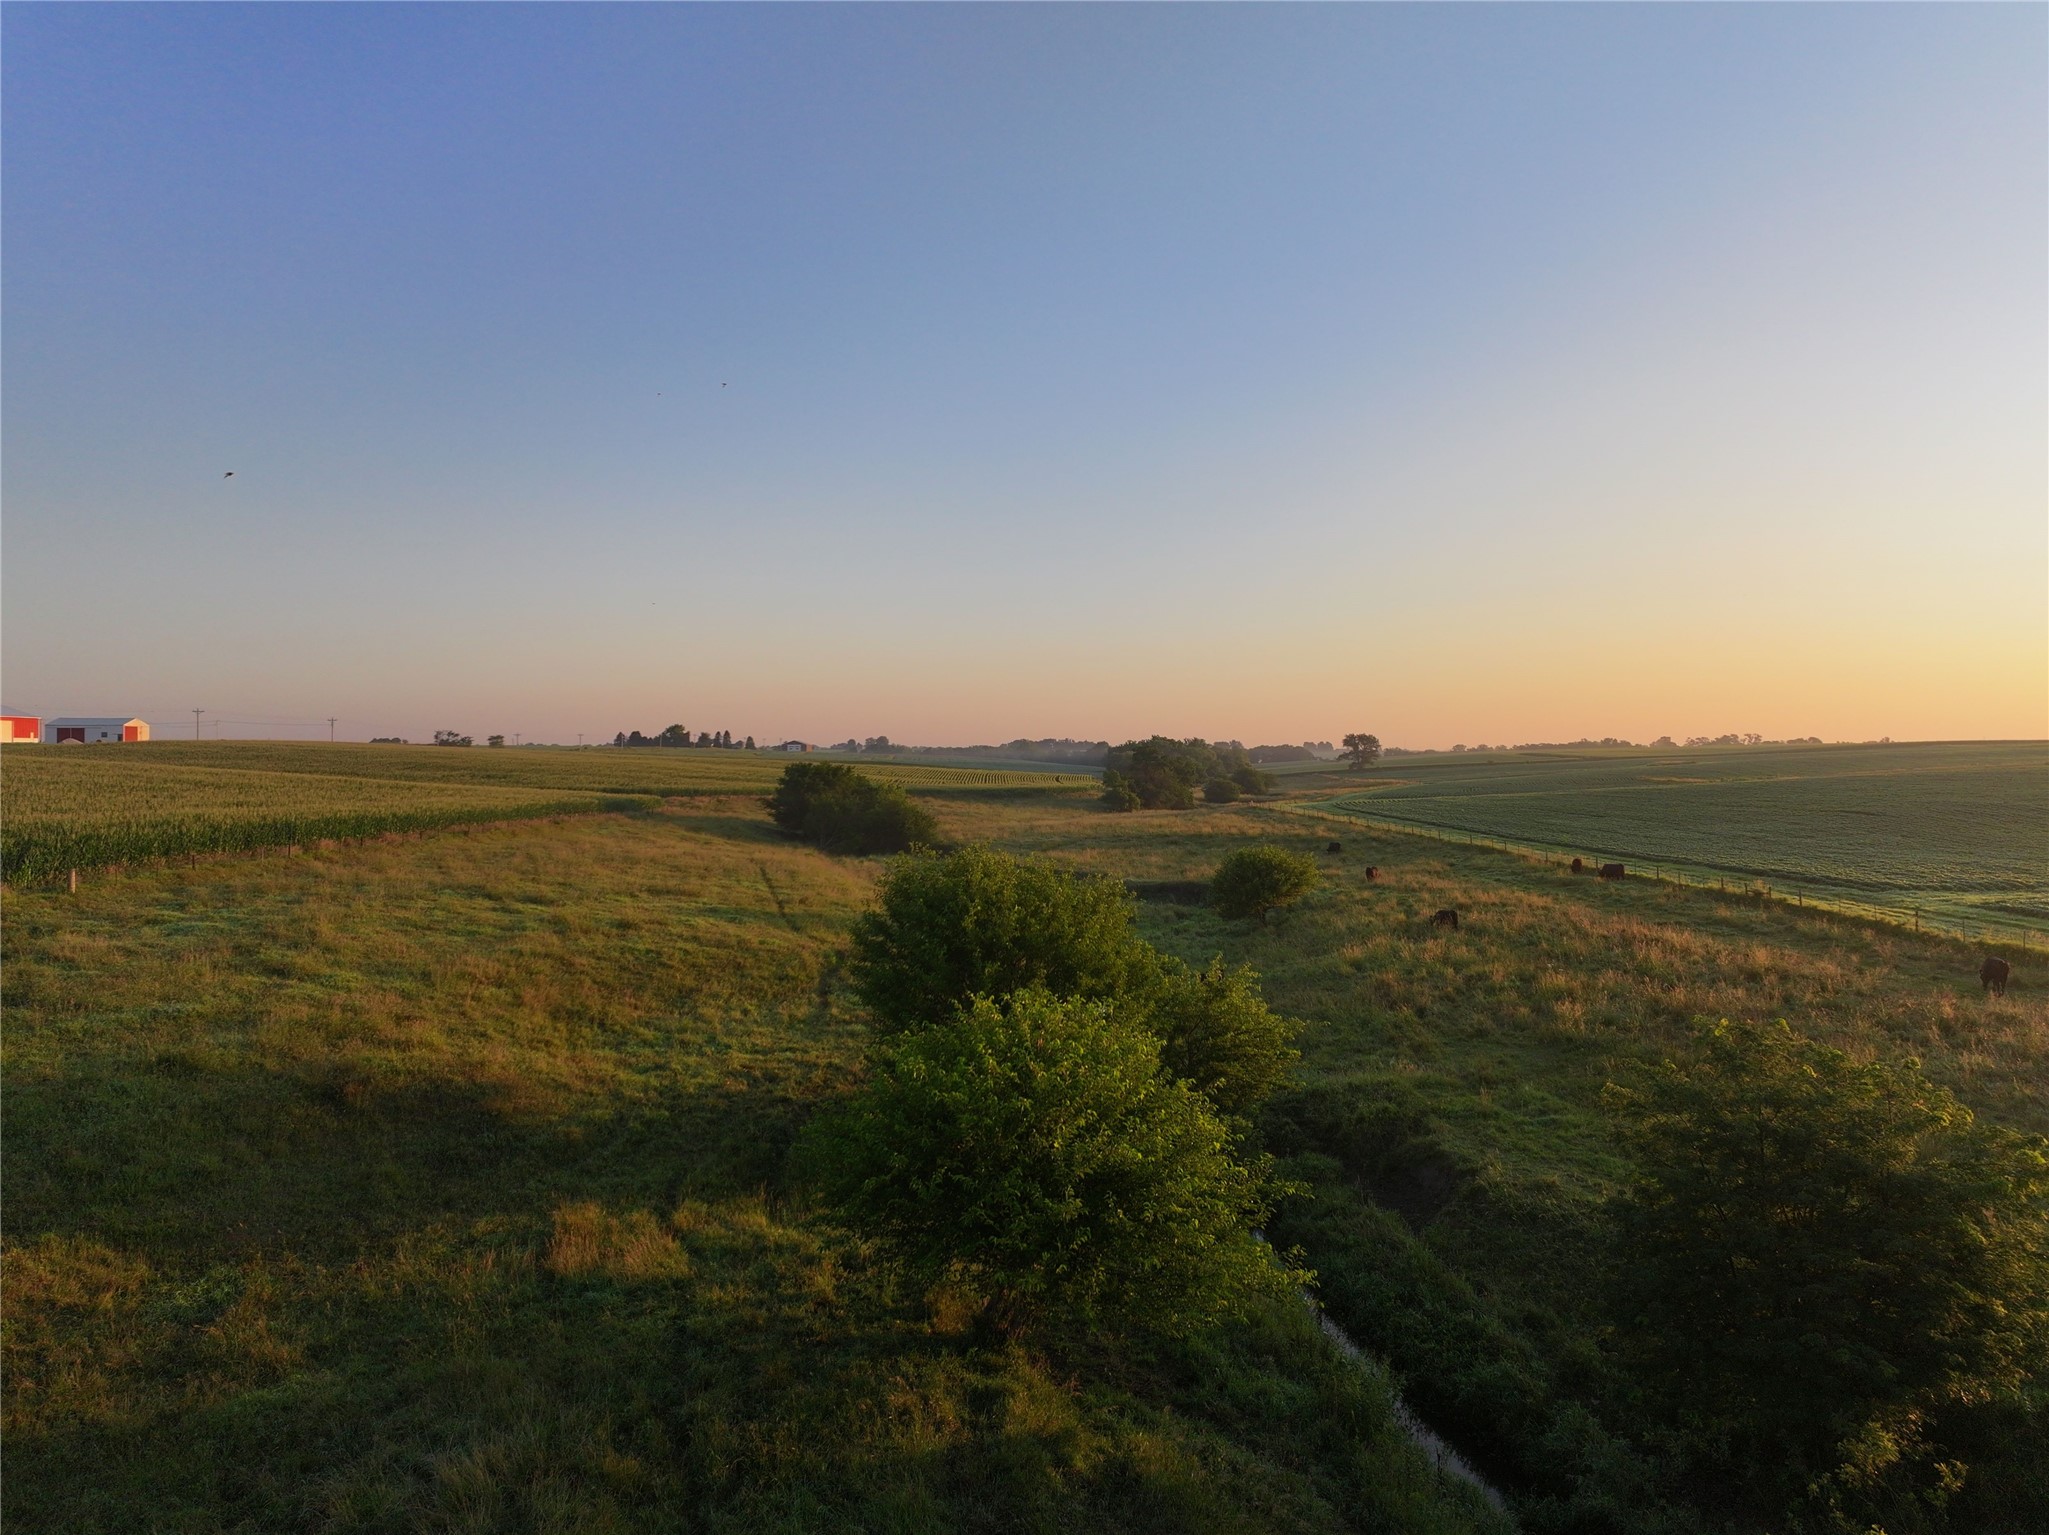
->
[1, 713, 40, 743]
[773, 740, 814, 752]
[43, 717, 151, 743]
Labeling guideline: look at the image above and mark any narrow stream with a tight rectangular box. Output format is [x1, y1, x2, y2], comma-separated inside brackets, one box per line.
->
[1311, 1302, 1514, 1521]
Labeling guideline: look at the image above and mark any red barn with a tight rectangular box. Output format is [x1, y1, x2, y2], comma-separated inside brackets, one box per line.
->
[1, 714, 40, 743]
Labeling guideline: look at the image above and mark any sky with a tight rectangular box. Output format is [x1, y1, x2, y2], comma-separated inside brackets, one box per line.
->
[4, 4, 2044, 749]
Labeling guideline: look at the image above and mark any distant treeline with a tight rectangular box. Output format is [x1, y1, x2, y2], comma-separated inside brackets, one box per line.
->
[1384, 733, 1829, 755]
[613, 726, 754, 750]
[827, 737, 1112, 765]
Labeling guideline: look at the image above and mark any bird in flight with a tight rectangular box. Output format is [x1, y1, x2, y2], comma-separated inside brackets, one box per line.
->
[223, 471, 234, 478]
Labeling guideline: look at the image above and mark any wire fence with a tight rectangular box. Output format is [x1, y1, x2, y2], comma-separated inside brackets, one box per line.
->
[1278, 802, 2049, 957]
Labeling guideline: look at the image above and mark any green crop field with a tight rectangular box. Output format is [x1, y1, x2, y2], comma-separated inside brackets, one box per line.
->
[1293, 741, 2048, 944]
[98, 741, 1081, 797]
[0, 753, 652, 887]
[0, 744, 1088, 885]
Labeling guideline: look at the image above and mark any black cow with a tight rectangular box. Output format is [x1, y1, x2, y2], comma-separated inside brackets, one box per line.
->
[1430, 909, 1458, 929]
[1327, 841, 1343, 854]
[1570, 857, 1584, 875]
[1982, 956, 2011, 998]
[1365, 865, 1379, 881]
[1599, 863, 1626, 880]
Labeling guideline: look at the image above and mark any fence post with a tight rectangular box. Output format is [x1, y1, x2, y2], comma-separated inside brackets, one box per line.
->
[68, 868, 78, 894]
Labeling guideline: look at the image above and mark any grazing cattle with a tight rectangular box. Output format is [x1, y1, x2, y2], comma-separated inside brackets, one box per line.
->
[1430, 909, 1458, 929]
[1982, 956, 2011, 998]
[1570, 857, 1584, 875]
[1365, 865, 1379, 881]
[1599, 863, 1625, 880]
[1327, 841, 1343, 854]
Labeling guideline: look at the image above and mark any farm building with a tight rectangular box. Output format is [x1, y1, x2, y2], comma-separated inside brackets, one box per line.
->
[773, 740, 814, 752]
[43, 717, 151, 743]
[1, 714, 41, 743]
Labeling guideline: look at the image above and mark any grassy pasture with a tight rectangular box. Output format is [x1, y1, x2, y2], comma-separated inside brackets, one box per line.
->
[1, 797, 1500, 1535]
[934, 792, 2048, 1526]
[5, 775, 2042, 1529]
[1290, 741, 2048, 944]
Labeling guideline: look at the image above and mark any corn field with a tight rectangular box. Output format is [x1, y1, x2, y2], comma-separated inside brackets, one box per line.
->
[1, 752, 652, 884]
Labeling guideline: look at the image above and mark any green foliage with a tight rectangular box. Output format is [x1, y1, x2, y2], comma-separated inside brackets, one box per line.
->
[1342, 733, 1382, 769]
[1231, 764, 1276, 795]
[766, 761, 939, 855]
[1607, 1018, 2049, 1519]
[1105, 737, 1214, 810]
[1203, 777, 1241, 804]
[1151, 958, 1301, 1120]
[1212, 844, 1321, 920]
[849, 845, 1154, 1035]
[802, 988, 1302, 1337]
[1099, 769, 1142, 812]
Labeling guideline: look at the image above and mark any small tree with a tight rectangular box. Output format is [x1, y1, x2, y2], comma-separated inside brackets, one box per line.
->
[1211, 845, 1321, 920]
[1202, 777, 1241, 804]
[802, 988, 1301, 1337]
[1341, 733, 1381, 770]
[849, 846, 1155, 1035]
[486, 734, 506, 747]
[432, 730, 472, 747]
[1099, 770, 1141, 812]
[1608, 1019, 2049, 1520]
[766, 762, 938, 856]
[1149, 957, 1301, 1120]
[1230, 764, 1275, 795]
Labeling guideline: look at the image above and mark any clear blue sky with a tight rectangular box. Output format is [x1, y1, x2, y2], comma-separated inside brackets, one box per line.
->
[5, 4, 2043, 746]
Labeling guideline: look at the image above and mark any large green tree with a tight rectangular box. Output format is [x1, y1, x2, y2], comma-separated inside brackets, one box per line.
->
[802, 989, 1301, 1337]
[1607, 1019, 2049, 1521]
[766, 761, 937, 856]
[848, 845, 1155, 1036]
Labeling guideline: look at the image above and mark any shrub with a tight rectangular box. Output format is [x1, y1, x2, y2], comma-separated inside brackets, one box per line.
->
[1150, 958, 1300, 1120]
[1098, 770, 1141, 812]
[849, 846, 1155, 1035]
[1229, 765, 1274, 795]
[1202, 778, 1241, 804]
[1210, 845, 1320, 920]
[766, 762, 938, 856]
[801, 989, 1301, 1336]
[1607, 1019, 2049, 1521]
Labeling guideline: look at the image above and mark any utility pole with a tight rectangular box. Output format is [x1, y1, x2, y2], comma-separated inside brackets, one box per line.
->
[512, 732, 521, 746]
[576, 733, 584, 747]
[193, 708, 205, 739]
[327, 717, 338, 742]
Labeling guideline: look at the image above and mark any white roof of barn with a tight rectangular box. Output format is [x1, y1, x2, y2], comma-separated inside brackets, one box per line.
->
[45, 717, 148, 728]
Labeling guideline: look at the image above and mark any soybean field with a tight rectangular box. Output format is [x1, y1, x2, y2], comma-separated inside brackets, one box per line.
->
[1308, 741, 2048, 944]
